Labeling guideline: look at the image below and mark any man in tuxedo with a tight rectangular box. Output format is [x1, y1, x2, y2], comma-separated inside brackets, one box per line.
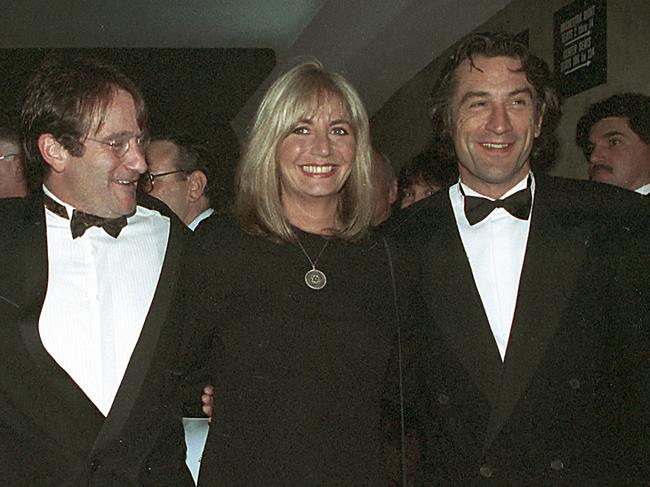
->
[0, 56, 193, 486]
[576, 92, 650, 195]
[389, 32, 649, 484]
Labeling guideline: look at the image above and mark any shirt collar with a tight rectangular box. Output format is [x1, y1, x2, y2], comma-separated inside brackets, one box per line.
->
[459, 171, 534, 200]
[635, 183, 650, 195]
[42, 185, 75, 219]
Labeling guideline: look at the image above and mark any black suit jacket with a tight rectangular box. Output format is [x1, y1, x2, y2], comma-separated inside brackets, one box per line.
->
[386, 175, 650, 485]
[0, 193, 194, 486]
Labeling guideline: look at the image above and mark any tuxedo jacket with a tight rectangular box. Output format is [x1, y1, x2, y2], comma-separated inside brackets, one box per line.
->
[385, 175, 650, 485]
[0, 193, 194, 486]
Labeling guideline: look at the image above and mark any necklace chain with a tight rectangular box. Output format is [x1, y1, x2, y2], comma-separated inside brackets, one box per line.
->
[296, 238, 330, 270]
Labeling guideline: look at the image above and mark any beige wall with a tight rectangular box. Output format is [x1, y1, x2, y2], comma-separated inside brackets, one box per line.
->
[371, 0, 650, 179]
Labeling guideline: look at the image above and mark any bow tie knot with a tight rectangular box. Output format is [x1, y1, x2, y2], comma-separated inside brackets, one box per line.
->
[70, 210, 127, 239]
[43, 194, 128, 238]
[462, 184, 532, 225]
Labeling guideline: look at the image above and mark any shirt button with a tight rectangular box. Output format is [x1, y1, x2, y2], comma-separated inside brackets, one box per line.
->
[569, 378, 581, 390]
[550, 459, 564, 471]
[479, 465, 493, 478]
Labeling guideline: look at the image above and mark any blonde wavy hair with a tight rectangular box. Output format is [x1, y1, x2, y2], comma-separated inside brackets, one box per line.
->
[235, 60, 374, 242]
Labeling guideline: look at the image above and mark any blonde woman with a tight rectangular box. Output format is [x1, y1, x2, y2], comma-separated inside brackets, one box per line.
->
[181, 61, 398, 486]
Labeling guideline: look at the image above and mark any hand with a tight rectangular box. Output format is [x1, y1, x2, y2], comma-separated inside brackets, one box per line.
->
[201, 384, 214, 421]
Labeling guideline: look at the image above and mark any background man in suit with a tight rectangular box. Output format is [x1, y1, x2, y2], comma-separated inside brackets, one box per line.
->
[389, 32, 648, 484]
[143, 134, 216, 230]
[576, 92, 650, 195]
[0, 56, 193, 486]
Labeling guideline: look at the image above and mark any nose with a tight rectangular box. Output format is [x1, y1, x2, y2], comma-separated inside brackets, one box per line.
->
[588, 144, 604, 165]
[485, 103, 512, 135]
[125, 138, 147, 174]
[311, 130, 332, 157]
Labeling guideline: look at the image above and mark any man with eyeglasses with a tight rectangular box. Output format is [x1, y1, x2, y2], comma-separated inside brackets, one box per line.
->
[143, 134, 215, 230]
[0, 126, 28, 198]
[0, 56, 194, 485]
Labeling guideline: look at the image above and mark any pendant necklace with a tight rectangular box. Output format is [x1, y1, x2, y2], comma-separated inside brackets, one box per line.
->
[296, 237, 330, 290]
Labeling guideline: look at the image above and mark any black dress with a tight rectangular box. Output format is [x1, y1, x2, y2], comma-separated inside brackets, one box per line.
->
[182, 216, 398, 486]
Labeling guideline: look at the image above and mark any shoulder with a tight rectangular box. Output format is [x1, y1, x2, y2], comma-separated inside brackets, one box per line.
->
[135, 194, 192, 244]
[193, 213, 242, 246]
[536, 175, 646, 229]
[187, 213, 256, 267]
[380, 191, 452, 244]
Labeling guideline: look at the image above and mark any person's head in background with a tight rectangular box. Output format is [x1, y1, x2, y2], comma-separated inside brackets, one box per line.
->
[0, 126, 27, 198]
[576, 93, 650, 193]
[398, 148, 457, 208]
[143, 133, 217, 229]
[371, 149, 397, 225]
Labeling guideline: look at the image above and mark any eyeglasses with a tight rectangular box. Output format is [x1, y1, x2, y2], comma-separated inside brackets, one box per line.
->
[86, 134, 148, 158]
[138, 170, 188, 194]
[0, 153, 19, 162]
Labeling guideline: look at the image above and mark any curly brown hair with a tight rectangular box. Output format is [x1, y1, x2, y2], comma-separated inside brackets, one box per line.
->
[429, 32, 561, 171]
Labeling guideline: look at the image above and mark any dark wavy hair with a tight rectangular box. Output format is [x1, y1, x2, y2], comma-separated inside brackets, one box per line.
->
[429, 32, 561, 171]
[576, 92, 650, 159]
[21, 55, 146, 185]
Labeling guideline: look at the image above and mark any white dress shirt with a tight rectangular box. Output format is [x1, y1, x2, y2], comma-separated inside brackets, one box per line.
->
[39, 187, 170, 416]
[450, 174, 534, 361]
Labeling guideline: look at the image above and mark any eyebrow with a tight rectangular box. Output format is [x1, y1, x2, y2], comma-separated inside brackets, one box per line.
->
[599, 130, 626, 138]
[294, 118, 352, 126]
[95, 130, 142, 139]
[458, 87, 534, 106]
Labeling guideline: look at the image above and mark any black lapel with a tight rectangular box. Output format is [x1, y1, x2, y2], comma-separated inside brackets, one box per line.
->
[418, 195, 503, 407]
[91, 205, 189, 453]
[483, 176, 589, 448]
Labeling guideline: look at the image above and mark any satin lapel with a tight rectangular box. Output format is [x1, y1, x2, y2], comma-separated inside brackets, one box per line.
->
[418, 196, 503, 407]
[92, 216, 188, 454]
[484, 181, 589, 449]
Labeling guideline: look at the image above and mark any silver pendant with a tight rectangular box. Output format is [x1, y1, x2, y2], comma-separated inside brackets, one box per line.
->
[305, 269, 327, 290]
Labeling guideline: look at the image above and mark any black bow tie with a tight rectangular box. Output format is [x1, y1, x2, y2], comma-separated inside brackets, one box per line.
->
[461, 183, 532, 226]
[43, 194, 128, 239]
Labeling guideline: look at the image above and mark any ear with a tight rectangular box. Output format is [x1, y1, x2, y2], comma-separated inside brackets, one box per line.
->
[388, 176, 398, 205]
[186, 170, 208, 203]
[38, 133, 67, 173]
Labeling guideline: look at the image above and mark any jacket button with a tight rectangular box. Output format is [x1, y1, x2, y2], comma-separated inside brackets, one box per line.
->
[569, 378, 580, 390]
[89, 460, 101, 471]
[550, 459, 564, 471]
[479, 465, 493, 478]
[437, 394, 450, 405]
